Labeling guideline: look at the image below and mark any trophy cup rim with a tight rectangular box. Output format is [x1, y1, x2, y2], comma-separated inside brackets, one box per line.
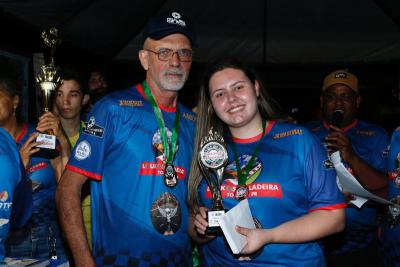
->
[199, 140, 228, 170]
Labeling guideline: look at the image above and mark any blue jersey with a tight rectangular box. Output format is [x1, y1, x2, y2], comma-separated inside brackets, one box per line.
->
[67, 83, 196, 266]
[199, 122, 345, 266]
[306, 119, 389, 254]
[379, 127, 400, 266]
[16, 124, 58, 227]
[0, 128, 32, 261]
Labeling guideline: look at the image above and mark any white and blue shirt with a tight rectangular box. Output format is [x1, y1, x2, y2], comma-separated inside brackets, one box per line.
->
[200, 122, 345, 266]
[67, 83, 196, 266]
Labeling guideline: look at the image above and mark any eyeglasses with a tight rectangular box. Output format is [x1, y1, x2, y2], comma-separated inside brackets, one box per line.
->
[143, 48, 193, 62]
[323, 92, 357, 102]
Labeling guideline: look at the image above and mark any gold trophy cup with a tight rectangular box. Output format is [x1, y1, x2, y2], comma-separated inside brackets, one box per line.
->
[34, 28, 62, 159]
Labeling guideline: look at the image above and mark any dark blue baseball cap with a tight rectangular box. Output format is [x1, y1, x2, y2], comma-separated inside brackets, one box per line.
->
[142, 11, 197, 47]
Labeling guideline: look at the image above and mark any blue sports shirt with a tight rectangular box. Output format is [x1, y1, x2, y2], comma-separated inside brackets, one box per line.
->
[67, 84, 195, 266]
[199, 122, 346, 266]
[0, 128, 32, 261]
[16, 124, 59, 228]
[306, 119, 389, 254]
[379, 127, 400, 266]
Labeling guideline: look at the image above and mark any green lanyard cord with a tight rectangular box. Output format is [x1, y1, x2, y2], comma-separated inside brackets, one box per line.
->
[63, 120, 84, 149]
[231, 120, 267, 186]
[142, 81, 180, 164]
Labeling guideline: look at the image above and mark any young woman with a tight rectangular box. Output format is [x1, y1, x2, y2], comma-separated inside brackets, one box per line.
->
[188, 58, 346, 266]
[0, 77, 70, 260]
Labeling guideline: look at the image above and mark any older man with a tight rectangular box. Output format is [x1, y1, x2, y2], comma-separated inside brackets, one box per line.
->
[56, 11, 197, 266]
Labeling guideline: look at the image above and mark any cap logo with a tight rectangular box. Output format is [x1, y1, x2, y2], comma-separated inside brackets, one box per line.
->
[334, 72, 347, 79]
[167, 12, 186, 27]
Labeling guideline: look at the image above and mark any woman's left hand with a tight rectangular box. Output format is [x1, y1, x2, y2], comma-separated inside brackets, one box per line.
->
[236, 226, 268, 254]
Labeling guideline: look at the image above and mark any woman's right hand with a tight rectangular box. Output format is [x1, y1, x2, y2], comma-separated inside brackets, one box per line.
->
[188, 206, 217, 244]
[19, 132, 40, 169]
[193, 206, 209, 235]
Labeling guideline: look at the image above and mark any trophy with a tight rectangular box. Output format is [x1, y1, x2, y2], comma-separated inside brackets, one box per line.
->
[198, 129, 228, 235]
[34, 27, 62, 159]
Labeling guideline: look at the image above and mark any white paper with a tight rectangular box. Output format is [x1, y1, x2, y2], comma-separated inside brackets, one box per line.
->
[218, 199, 256, 254]
[330, 151, 392, 207]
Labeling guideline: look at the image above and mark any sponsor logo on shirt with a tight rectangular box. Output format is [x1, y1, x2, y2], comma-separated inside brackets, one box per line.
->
[356, 130, 375, 136]
[119, 100, 144, 107]
[310, 126, 321, 132]
[0, 191, 8, 202]
[0, 191, 12, 209]
[205, 182, 283, 199]
[382, 146, 389, 158]
[83, 116, 104, 138]
[324, 159, 335, 169]
[27, 162, 48, 173]
[224, 155, 262, 184]
[74, 141, 91, 161]
[139, 128, 187, 178]
[0, 218, 9, 228]
[273, 129, 303, 139]
[182, 112, 196, 122]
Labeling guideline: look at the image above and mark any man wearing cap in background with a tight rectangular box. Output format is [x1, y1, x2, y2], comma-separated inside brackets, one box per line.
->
[56, 11, 196, 266]
[305, 69, 389, 266]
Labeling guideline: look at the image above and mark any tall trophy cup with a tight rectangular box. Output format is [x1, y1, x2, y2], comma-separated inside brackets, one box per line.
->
[198, 129, 228, 235]
[34, 27, 62, 159]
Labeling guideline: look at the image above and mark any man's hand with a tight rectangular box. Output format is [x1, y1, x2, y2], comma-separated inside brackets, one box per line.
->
[325, 125, 357, 163]
[37, 112, 63, 138]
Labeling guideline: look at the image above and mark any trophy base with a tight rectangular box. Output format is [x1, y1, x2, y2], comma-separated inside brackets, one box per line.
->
[206, 225, 223, 236]
[206, 209, 225, 236]
[33, 133, 58, 159]
[32, 147, 59, 159]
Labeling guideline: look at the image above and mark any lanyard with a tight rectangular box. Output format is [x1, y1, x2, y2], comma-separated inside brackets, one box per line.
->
[63, 120, 84, 149]
[231, 120, 266, 186]
[142, 81, 180, 164]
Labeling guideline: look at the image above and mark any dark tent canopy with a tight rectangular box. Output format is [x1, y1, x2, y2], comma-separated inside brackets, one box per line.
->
[1, 0, 400, 129]
[2, 0, 400, 64]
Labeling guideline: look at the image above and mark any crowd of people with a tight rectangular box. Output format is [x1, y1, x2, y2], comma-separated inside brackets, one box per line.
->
[0, 10, 399, 267]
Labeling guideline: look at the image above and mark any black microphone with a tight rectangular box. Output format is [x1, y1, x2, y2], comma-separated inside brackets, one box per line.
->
[330, 110, 344, 128]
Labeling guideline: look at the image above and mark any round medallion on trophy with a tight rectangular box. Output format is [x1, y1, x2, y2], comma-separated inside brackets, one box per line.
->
[199, 141, 228, 170]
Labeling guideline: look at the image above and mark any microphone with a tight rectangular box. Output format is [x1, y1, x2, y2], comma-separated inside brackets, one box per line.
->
[330, 110, 344, 128]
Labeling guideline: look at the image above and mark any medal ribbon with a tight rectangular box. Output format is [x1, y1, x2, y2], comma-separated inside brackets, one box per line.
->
[142, 81, 180, 164]
[231, 120, 267, 187]
[63, 120, 84, 149]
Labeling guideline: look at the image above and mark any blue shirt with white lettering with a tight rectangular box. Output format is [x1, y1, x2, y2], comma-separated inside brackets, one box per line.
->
[379, 126, 400, 266]
[199, 122, 345, 266]
[0, 128, 32, 261]
[66, 83, 195, 266]
[5, 123, 67, 260]
[305, 119, 389, 255]
[16, 124, 58, 227]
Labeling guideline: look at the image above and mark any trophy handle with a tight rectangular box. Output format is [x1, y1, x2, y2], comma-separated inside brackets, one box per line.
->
[199, 163, 224, 210]
[215, 167, 225, 185]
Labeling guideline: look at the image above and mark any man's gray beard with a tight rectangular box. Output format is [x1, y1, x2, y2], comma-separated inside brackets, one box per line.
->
[159, 69, 188, 91]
